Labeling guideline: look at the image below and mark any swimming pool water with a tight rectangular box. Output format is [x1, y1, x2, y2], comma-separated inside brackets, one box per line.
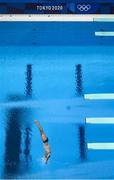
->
[0, 45, 114, 178]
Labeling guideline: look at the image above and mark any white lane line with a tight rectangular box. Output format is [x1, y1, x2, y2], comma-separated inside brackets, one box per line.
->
[95, 32, 114, 36]
[94, 17, 114, 22]
[0, 14, 93, 22]
[88, 143, 114, 150]
[84, 93, 114, 100]
[0, 14, 114, 22]
[86, 117, 114, 124]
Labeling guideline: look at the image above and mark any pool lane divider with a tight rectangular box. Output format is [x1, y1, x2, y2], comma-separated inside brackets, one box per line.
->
[88, 143, 114, 150]
[95, 32, 114, 36]
[94, 18, 114, 22]
[86, 117, 114, 124]
[84, 93, 114, 100]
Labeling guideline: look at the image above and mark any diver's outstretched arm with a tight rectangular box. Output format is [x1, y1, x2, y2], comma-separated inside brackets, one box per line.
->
[45, 153, 51, 164]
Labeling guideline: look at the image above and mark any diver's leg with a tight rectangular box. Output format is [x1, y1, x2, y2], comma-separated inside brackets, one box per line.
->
[34, 120, 47, 141]
[34, 120, 44, 134]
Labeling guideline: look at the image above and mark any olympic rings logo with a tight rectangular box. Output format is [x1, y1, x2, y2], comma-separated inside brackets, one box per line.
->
[77, 4, 91, 11]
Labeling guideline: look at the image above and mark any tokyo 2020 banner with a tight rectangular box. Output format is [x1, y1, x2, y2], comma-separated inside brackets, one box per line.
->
[0, 0, 114, 14]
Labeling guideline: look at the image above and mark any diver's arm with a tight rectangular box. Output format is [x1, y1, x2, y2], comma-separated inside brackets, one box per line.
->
[44, 153, 51, 164]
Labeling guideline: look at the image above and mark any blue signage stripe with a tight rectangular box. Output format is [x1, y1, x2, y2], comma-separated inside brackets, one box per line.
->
[0, 3, 113, 14]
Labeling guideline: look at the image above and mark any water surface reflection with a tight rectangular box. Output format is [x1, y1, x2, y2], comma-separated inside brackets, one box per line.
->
[3, 92, 33, 178]
[75, 64, 83, 96]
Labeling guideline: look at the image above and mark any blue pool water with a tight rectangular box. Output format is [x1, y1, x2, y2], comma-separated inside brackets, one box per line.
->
[0, 22, 114, 179]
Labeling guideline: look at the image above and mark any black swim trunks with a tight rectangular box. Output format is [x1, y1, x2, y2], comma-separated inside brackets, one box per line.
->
[43, 137, 48, 143]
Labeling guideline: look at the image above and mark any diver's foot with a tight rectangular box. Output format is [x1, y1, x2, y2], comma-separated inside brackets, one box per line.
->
[34, 120, 39, 125]
[34, 120, 42, 128]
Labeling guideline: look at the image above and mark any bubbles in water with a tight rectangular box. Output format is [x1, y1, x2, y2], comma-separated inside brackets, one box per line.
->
[41, 157, 46, 164]
[36, 157, 45, 165]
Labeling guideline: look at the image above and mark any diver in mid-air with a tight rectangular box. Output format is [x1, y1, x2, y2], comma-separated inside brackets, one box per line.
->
[34, 120, 51, 164]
